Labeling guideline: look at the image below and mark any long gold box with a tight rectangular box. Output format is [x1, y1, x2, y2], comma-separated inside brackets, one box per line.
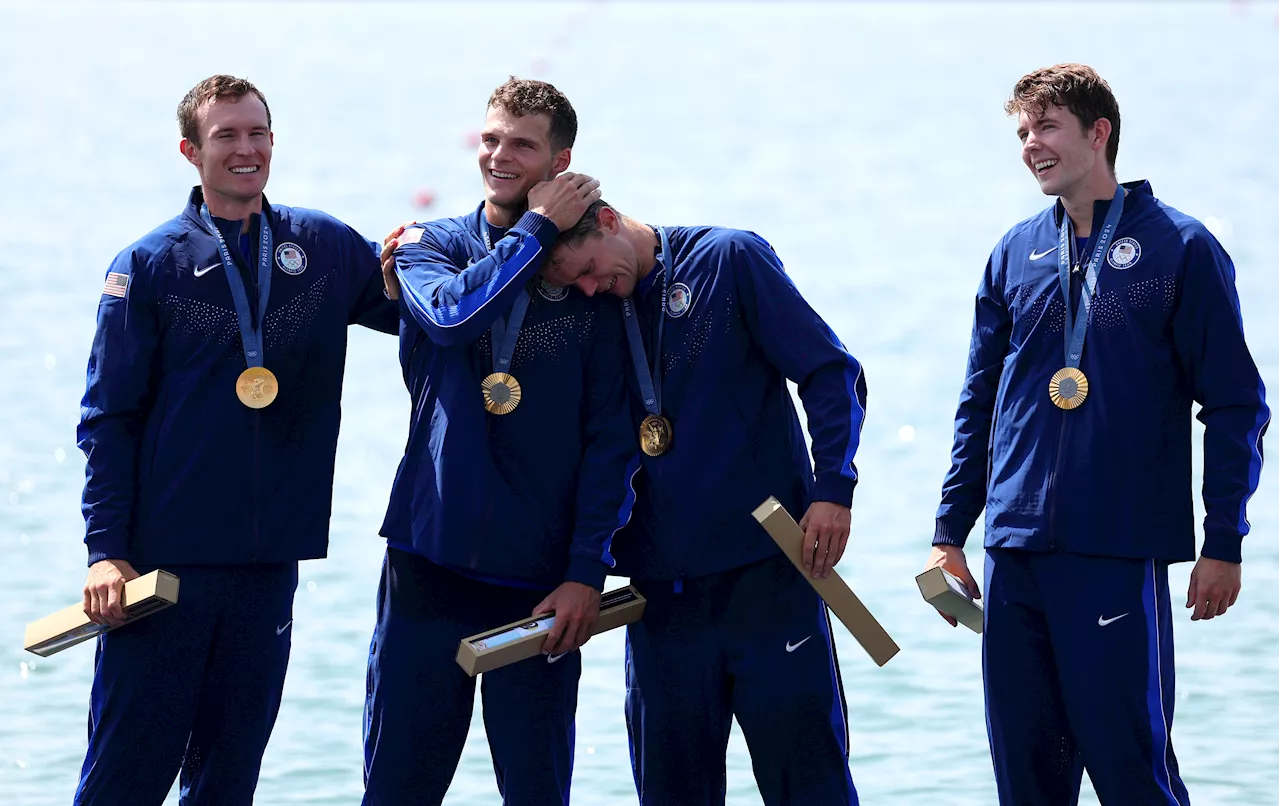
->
[916, 566, 984, 634]
[752, 497, 900, 666]
[456, 585, 646, 676]
[23, 570, 181, 657]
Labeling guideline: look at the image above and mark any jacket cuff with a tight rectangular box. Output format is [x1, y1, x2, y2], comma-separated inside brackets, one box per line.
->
[86, 534, 129, 567]
[812, 473, 856, 509]
[932, 519, 968, 549]
[564, 555, 609, 591]
[1200, 528, 1243, 564]
[514, 211, 560, 251]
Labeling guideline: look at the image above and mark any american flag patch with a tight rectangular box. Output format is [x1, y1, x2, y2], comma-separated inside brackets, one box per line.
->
[103, 272, 129, 298]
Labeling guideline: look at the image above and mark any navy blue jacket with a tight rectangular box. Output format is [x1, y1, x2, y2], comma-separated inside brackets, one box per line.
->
[616, 227, 867, 581]
[79, 187, 397, 567]
[384, 204, 637, 591]
[934, 181, 1270, 563]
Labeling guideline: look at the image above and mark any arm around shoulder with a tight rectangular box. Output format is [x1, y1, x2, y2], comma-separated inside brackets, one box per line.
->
[393, 214, 559, 346]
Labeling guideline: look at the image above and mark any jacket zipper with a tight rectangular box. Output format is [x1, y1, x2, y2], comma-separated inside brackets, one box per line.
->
[1045, 409, 1067, 552]
[251, 412, 261, 561]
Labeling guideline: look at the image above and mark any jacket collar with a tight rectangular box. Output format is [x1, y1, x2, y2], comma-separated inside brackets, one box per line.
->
[182, 186, 275, 234]
[1051, 179, 1152, 228]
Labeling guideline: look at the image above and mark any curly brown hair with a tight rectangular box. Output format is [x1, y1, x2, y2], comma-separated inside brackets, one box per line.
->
[487, 77, 578, 153]
[1006, 64, 1120, 171]
[178, 75, 271, 147]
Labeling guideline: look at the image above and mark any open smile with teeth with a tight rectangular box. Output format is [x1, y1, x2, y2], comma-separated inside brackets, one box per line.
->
[489, 170, 518, 180]
[230, 166, 259, 174]
[1034, 159, 1058, 175]
[603, 276, 617, 292]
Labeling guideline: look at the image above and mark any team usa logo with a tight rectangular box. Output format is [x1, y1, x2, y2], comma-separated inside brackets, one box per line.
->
[666, 283, 692, 318]
[1107, 238, 1141, 270]
[537, 278, 568, 302]
[275, 242, 307, 275]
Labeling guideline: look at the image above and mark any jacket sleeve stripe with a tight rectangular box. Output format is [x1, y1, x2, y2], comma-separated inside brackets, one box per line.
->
[399, 237, 542, 331]
[602, 454, 642, 567]
[841, 360, 868, 482]
[1237, 380, 1271, 534]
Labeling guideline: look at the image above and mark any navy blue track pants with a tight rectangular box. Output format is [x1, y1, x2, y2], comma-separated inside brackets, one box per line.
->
[984, 548, 1190, 806]
[363, 547, 580, 806]
[75, 563, 297, 805]
[625, 554, 858, 806]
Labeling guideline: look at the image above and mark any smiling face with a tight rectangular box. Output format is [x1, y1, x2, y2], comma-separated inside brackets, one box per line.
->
[181, 93, 272, 213]
[544, 233, 638, 298]
[543, 207, 642, 298]
[1017, 103, 1110, 199]
[477, 105, 569, 218]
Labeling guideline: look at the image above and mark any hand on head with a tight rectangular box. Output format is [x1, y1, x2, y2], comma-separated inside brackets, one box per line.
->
[528, 173, 602, 232]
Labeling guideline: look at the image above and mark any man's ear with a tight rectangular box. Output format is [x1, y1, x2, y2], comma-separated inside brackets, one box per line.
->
[1091, 118, 1112, 154]
[597, 206, 621, 234]
[180, 138, 201, 168]
[551, 147, 571, 175]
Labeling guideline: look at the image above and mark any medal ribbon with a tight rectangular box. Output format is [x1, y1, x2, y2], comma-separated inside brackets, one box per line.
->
[1057, 185, 1124, 369]
[200, 204, 273, 370]
[621, 228, 671, 417]
[482, 221, 531, 374]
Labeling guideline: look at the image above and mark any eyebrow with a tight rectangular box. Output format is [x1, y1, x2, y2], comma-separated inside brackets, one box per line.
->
[478, 131, 539, 148]
[213, 124, 270, 134]
[1017, 115, 1057, 138]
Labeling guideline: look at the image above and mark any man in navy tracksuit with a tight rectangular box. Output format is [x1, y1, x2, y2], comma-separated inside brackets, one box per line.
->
[364, 78, 636, 805]
[542, 201, 867, 805]
[924, 64, 1270, 805]
[76, 76, 397, 804]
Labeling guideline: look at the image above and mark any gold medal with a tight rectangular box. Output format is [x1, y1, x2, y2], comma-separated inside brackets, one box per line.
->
[236, 366, 278, 409]
[482, 372, 522, 415]
[1048, 367, 1089, 410]
[639, 414, 674, 457]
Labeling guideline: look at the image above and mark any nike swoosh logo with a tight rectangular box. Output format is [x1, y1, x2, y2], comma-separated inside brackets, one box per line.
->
[546, 652, 567, 664]
[193, 263, 220, 278]
[785, 636, 812, 653]
[1097, 613, 1129, 627]
[1029, 248, 1056, 261]
[276, 620, 293, 636]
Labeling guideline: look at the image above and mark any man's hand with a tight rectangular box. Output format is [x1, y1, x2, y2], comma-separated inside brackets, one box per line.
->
[83, 559, 140, 627]
[798, 502, 851, 579]
[380, 220, 417, 301]
[527, 173, 602, 231]
[923, 545, 980, 627]
[533, 581, 601, 655]
[1186, 556, 1241, 621]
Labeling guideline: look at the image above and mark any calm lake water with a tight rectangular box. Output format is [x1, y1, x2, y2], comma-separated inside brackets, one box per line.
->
[0, 2, 1275, 803]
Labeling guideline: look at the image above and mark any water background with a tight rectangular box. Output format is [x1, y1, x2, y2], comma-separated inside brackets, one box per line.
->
[1, 2, 1276, 803]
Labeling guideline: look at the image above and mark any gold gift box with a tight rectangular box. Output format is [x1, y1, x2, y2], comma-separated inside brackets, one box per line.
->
[23, 570, 180, 657]
[456, 585, 646, 676]
[916, 566, 984, 634]
[752, 497, 899, 667]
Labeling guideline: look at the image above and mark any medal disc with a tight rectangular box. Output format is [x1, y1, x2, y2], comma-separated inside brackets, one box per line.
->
[1048, 367, 1089, 410]
[639, 414, 674, 457]
[236, 366, 278, 409]
[482, 372, 522, 415]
